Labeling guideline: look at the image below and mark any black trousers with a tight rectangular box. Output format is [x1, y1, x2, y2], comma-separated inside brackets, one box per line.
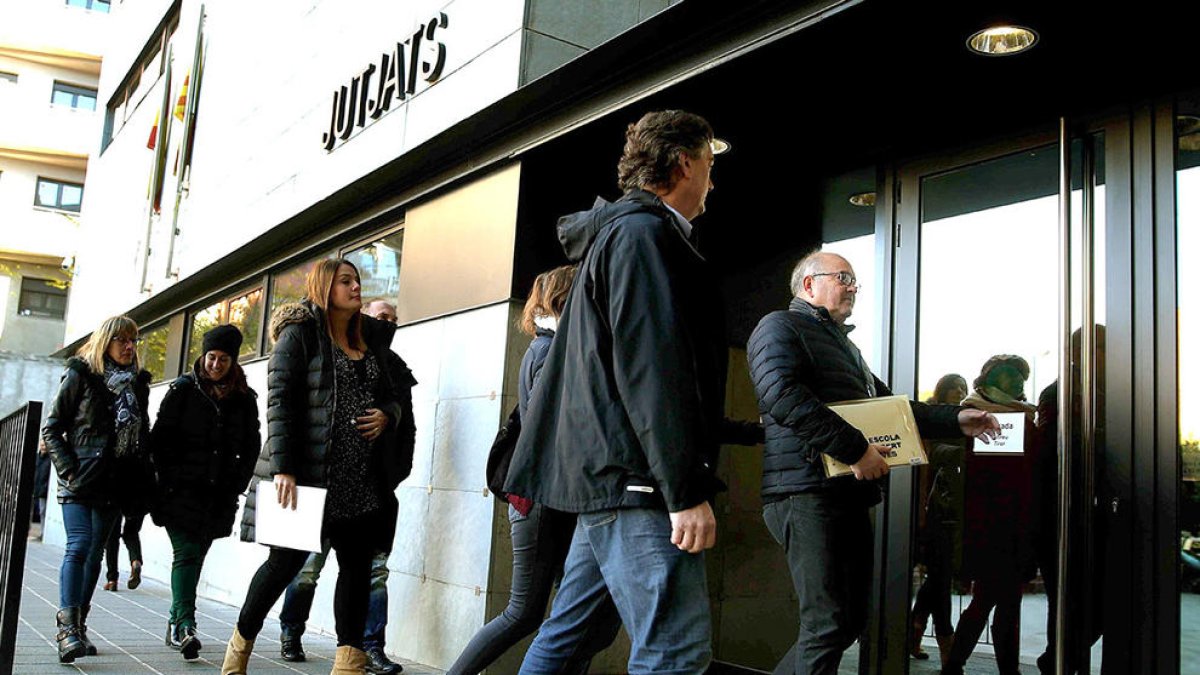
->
[105, 512, 145, 581]
[763, 492, 873, 675]
[237, 513, 379, 648]
[446, 503, 619, 675]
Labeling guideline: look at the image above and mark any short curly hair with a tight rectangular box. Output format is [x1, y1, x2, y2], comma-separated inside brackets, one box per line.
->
[616, 110, 713, 193]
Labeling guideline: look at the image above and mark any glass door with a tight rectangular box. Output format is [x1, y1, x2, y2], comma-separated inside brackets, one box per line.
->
[882, 127, 1115, 674]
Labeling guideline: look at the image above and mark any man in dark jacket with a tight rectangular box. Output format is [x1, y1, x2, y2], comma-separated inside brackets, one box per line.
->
[505, 110, 727, 674]
[746, 251, 1000, 675]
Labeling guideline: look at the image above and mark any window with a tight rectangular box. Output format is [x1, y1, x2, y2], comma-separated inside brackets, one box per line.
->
[51, 82, 98, 111]
[137, 323, 171, 383]
[267, 254, 333, 335]
[186, 287, 264, 365]
[101, 2, 179, 149]
[0, 72, 16, 84]
[34, 177, 84, 212]
[343, 229, 404, 306]
[66, 0, 111, 12]
[17, 278, 68, 319]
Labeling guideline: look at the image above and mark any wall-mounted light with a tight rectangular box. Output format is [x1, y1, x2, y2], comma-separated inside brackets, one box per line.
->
[848, 192, 876, 207]
[1178, 115, 1200, 152]
[967, 25, 1038, 56]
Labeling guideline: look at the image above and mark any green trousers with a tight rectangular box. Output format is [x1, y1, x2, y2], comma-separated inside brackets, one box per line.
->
[166, 526, 213, 628]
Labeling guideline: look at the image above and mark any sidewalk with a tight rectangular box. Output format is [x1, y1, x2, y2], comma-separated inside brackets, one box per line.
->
[16, 539, 442, 675]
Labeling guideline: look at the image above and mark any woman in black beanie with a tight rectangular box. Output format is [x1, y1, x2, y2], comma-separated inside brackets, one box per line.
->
[150, 324, 261, 662]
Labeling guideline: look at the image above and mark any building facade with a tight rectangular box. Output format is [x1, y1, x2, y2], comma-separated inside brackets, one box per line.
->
[0, 0, 107, 356]
[54, 0, 1198, 673]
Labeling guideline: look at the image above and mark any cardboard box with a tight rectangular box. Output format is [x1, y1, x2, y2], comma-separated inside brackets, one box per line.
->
[822, 395, 927, 478]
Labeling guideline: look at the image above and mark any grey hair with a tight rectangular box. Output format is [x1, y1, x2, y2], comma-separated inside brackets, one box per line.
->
[789, 251, 827, 297]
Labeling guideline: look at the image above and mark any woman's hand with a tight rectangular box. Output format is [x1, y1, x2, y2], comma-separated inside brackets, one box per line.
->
[275, 473, 297, 510]
[356, 408, 389, 441]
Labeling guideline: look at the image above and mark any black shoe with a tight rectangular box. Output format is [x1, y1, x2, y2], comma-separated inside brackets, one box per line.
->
[280, 634, 306, 662]
[179, 626, 202, 662]
[365, 647, 403, 675]
[128, 560, 142, 590]
[55, 608, 86, 663]
[79, 604, 97, 656]
[165, 621, 182, 650]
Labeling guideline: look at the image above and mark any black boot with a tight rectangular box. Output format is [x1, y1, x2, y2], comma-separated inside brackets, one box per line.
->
[165, 621, 182, 650]
[365, 647, 403, 675]
[79, 604, 97, 656]
[55, 608, 86, 663]
[280, 629, 305, 662]
[179, 625, 202, 662]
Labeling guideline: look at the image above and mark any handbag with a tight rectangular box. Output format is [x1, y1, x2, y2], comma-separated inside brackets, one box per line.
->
[484, 403, 521, 500]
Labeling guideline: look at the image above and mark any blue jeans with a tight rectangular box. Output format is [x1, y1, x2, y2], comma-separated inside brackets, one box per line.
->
[519, 508, 712, 675]
[762, 492, 873, 675]
[59, 503, 119, 608]
[279, 543, 392, 651]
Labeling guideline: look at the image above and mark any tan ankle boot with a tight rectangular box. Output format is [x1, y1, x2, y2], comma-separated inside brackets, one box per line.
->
[221, 627, 254, 675]
[331, 645, 367, 674]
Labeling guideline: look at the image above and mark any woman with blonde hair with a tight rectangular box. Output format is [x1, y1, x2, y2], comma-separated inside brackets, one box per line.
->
[448, 264, 619, 675]
[43, 315, 153, 663]
[223, 258, 406, 675]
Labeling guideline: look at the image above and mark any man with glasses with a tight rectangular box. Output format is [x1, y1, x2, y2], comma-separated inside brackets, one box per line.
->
[746, 251, 1000, 674]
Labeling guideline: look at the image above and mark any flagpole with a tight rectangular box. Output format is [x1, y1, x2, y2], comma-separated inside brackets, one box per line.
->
[165, 5, 205, 280]
[140, 45, 173, 293]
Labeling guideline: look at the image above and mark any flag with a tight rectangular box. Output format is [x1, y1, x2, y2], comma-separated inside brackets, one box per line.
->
[173, 73, 189, 122]
[147, 111, 159, 150]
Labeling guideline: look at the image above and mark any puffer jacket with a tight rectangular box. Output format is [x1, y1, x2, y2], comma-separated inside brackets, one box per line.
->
[150, 361, 261, 539]
[42, 357, 153, 506]
[504, 189, 730, 514]
[747, 298, 962, 505]
[240, 300, 413, 542]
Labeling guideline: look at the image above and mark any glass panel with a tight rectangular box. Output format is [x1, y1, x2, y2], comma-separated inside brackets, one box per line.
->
[138, 323, 170, 383]
[910, 140, 1106, 672]
[344, 229, 404, 306]
[186, 300, 223, 367]
[268, 253, 334, 346]
[227, 288, 263, 360]
[1178, 97, 1200, 673]
[60, 184, 83, 210]
[51, 90, 74, 107]
[35, 180, 60, 208]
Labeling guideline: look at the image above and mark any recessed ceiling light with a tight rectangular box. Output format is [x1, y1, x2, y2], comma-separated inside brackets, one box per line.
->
[849, 192, 876, 207]
[967, 25, 1038, 56]
[1178, 115, 1200, 152]
[710, 138, 732, 155]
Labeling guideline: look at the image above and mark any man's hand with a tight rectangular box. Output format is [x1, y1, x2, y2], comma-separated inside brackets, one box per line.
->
[275, 473, 297, 510]
[669, 501, 717, 553]
[850, 444, 891, 480]
[958, 409, 1001, 444]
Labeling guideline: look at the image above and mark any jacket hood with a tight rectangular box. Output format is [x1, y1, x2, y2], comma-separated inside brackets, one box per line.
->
[556, 189, 670, 263]
[269, 299, 397, 351]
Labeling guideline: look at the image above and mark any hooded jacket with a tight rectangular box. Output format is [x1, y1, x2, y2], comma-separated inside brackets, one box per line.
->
[149, 361, 261, 539]
[239, 300, 416, 543]
[747, 298, 963, 504]
[504, 189, 729, 514]
[42, 357, 153, 506]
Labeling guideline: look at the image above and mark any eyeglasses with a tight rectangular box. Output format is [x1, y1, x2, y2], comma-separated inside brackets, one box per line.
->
[811, 271, 861, 290]
[110, 336, 142, 346]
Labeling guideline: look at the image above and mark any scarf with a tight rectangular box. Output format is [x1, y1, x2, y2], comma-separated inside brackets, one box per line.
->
[195, 358, 242, 400]
[104, 359, 143, 458]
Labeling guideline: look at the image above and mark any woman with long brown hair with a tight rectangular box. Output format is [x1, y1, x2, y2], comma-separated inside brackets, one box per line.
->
[447, 265, 619, 675]
[43, 315, 153, 663]
[222, 259, 405, 675]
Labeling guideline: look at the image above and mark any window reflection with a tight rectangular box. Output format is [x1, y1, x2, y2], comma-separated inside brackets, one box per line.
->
[137, 323, 170, 383]
[1178, 103, 1200, 672]
[344, 229, 404, 306]
[186, 287, 263, 365]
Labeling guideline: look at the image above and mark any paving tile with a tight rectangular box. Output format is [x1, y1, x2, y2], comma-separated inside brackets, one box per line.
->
[17, 540, 444, 674]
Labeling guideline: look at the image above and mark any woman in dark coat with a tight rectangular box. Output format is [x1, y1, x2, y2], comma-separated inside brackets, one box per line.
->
[448, 265, 620, 675]
[42, 315, 153, 663]
[151, 324, 260, 662]
[222, 258, 405, 675]
[942, 355, 1039, 675]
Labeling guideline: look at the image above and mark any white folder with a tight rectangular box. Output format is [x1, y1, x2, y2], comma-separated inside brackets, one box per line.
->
[254, 480, 326, 553]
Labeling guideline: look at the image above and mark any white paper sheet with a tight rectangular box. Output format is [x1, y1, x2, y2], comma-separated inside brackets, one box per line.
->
[973, 412, 1026, 454]
[254, 481, 326, 552]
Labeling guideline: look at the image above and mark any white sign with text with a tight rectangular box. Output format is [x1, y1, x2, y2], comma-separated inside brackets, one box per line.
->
[974, 412, 1026, 454]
